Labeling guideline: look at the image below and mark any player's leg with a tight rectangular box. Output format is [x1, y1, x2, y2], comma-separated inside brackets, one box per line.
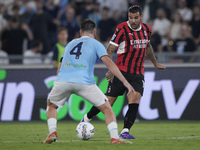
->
[82, 96, 117, 122]
[107, 96, 117, 106]
[44, 81, 71, 144]
[119, 92, 141, 139]
[97, 101, 119, 139]
[44, 100, 58, 144]
[76, 84, 131, 144]
[97, 100, 131, 144]
[120, 75, 144, 139]
[82, 76, 125, 122]
[46, 100, 58, 134]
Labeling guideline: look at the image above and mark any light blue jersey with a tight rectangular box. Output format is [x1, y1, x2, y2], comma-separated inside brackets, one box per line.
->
[56, 36, 108, 85]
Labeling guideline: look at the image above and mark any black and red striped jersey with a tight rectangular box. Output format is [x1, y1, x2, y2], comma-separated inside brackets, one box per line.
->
[110, 21, 151, 75]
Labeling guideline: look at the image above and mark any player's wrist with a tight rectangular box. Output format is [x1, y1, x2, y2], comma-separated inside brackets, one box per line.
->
[123, 80, 129, 87]
[153, 62, 158, 67]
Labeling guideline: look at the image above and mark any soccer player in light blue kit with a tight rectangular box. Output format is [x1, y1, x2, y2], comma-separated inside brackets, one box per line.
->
[44, 20, 135, 144]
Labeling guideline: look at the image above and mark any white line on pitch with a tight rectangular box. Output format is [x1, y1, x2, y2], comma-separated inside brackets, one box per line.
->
[170, 136, 200, 139]
[3, 141, 25, 143]
[2, 138, 111, 143]
[57, 140, 80, 142]
[2, 140, 80, 143]
[57, 138, 110, 142]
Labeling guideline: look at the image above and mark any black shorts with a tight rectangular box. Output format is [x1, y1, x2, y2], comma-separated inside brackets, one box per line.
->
[105, 71, 144, 97]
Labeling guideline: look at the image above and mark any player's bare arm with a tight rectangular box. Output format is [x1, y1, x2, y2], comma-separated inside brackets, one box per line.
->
[56, 57, 63, 75]
[146, 42, 166, 71]
[106, 44, 118, 82]
[57, 62, 62, 75]
[53, 61, 58, 68]
[107, 44, 117, 59]
[101, 55, 135, 95]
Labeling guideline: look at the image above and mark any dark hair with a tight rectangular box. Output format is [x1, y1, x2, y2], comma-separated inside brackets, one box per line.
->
[103, 7, 110, 11]
[81, 19, 96, 33]
[128, 5, 142, 15]
[32, 40, 42, 48]
[10, 16, 19, 23]
[57, 27, 68, 34]
[35, 0, 43, 2]
[12, 4, 19, 11]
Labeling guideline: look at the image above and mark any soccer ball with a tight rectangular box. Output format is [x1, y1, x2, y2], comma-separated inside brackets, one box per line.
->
[76, 122, 95, 140]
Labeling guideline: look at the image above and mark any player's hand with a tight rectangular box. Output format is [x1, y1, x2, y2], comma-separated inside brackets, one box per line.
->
[155, 63, 166, 71]
[123, 81, 136, 96]
[106, 71, 114, 83]
[21, 23, 29, 31]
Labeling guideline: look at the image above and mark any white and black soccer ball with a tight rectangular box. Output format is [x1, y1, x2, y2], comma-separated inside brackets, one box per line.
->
[76, 122, 95, 140]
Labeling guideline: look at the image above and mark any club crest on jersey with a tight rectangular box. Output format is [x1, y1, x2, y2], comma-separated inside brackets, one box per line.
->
[108, 86, 111, 93]
[144, 31, 147, 36]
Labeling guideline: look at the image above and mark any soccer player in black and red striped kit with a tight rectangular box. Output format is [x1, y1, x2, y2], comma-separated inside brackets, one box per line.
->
[81, 5, 166, 139]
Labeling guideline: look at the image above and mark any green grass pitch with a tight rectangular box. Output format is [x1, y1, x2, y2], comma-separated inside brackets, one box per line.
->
[0, 121, 200, 150]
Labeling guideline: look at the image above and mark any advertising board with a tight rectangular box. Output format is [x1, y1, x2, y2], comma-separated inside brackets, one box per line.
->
[0, 68, 199, 121]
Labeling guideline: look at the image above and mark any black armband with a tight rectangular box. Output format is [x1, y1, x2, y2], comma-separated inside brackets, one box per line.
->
[60, 57, 63, 62]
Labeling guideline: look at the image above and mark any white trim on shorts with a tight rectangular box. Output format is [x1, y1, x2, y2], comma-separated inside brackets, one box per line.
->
[48, 81, 108, 108]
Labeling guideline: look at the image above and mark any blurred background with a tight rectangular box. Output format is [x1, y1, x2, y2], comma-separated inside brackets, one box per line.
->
[0, 0, 200, 66]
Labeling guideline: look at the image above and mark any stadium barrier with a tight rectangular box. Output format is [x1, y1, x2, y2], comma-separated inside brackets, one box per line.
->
[0, 66, 200, 121]
[0, 52, 200, 65]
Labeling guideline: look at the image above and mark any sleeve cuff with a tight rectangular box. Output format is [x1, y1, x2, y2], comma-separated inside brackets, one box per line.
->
[100, 54, 108, 58]
[110, 41, 119, 47]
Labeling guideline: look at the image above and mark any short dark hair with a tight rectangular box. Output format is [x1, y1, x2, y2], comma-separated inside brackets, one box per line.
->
[32, 40, 42, 48]
[57, 27, 68, 34]
[80, 19, 96, 33]
[10, 16, 19, 23]
[12, 4, 19, 11]
[103, 7, 110, 11]
[128, 5, 142, 15]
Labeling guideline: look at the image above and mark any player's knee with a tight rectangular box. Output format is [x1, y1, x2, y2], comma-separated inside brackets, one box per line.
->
[108, 99, 115, 106]
[127, 92, 141, 104]
[47, 100, 58, 109]
[107, 96, 117, 106]
[98, 101, 112, 114]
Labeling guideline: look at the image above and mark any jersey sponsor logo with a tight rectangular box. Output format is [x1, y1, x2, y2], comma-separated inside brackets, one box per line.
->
[130, 39, 149, 44]
[130, 39, 149, 48]
[64, 62, 87, 68]
[65, 62, 69, 66]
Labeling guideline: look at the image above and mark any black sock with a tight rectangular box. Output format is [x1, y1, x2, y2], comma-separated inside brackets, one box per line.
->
[123, 103, 139, 130]
[87, 106, 100, 119]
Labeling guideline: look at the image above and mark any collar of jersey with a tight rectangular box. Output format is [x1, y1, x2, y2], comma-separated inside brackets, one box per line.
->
[127, 21, 141, 31]
[81, 36, 91, 38]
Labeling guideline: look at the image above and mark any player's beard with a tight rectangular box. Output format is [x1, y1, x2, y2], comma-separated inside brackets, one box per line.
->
[131, 22, 140, 30]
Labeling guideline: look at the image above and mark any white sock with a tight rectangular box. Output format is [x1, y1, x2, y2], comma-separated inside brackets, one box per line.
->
[120, 128, 129, 134]
[84, 114, 91, 122]
[107, 122, 119, 139]
[47, 118, 57, 134]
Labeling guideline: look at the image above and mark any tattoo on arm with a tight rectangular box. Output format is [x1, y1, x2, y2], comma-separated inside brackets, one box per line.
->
[107, 44, 117, 60]
[146, 42, 157, 65]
